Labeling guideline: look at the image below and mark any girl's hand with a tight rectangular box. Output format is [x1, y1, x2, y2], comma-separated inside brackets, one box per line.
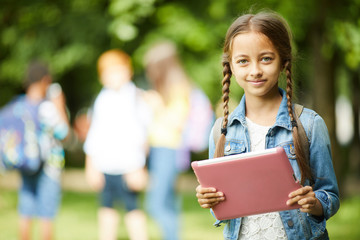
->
[286, 186, 324, 217]
[196, 185, 225, 209]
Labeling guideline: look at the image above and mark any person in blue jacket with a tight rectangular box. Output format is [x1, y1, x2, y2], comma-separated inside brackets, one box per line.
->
[195, 11, 340, 240]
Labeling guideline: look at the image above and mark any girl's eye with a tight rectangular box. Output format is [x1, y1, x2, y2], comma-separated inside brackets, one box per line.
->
[237, 59, 248, 64]
[262, 57, 273, 62]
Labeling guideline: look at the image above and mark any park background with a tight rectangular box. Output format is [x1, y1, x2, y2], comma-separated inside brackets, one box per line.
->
[0, 0, 359, 239]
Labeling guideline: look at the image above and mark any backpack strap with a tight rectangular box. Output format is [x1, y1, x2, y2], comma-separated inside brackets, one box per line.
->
[294, 104, 310, 163]
[213, 117, 223, 144]
[294, 103, 304, 118]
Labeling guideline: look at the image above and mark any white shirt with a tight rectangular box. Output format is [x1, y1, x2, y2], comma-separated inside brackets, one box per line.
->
[238, 117, 288, 240]
[84, 82, 151, 175]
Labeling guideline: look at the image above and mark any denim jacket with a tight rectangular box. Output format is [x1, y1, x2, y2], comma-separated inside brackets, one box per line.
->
[208, 88, 340, 240]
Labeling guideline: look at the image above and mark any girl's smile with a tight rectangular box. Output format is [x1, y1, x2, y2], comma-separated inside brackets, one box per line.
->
[247, 79, 266, 86]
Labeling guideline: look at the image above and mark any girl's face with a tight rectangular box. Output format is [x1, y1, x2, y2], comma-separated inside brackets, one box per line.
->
[100, 65, 131, 90]
[230, 32, 282, 98]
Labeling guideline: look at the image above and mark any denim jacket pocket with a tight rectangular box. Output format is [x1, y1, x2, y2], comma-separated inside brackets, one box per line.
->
[277, 142, 302, 182]
[224, 140, 247, 156]
[279, 142, 296, 160]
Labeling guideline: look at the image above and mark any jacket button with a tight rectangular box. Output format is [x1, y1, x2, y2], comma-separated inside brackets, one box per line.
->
[225, 145, 231, 152]
[287, 220, 294, 227]
[290, 145, 296, 154]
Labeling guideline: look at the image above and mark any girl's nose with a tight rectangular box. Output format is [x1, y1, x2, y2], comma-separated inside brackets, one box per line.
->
[249, 63, 263, 78]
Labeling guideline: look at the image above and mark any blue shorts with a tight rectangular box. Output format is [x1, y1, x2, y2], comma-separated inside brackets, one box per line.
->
[100, 174, 138, 212]
[18, 169, 61, 219]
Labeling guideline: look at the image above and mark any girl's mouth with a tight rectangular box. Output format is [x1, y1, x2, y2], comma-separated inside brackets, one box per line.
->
[247, 80, 266, 86]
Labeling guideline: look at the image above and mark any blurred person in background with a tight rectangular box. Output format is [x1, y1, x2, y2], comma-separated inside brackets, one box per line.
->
[73, 108, 91, 143]
[0, 61, 70, 240]
[143, 41, 213, 240]
[83, 49, 151, 240]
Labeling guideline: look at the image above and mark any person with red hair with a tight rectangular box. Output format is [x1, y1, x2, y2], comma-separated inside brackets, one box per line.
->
[84, 49, 151, 240]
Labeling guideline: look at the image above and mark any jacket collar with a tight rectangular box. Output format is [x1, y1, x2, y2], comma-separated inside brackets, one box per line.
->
[228, 88, 292, 130]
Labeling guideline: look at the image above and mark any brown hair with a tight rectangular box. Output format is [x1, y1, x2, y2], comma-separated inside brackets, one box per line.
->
[97, 49, 132, 76]
[215, 11, 312, 185]
[24, 61, 50, 89]
[144, 41, 191, 103]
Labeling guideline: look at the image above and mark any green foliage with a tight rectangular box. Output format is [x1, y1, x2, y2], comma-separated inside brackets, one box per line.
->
[1, 0, 360, 117]
[108, 0, 156, 41]
[333, 21, 360, 70]
[0, 0, 110, 106]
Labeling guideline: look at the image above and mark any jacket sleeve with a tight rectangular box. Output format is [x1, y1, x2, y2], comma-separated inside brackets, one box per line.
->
[309, 114, 340, 220]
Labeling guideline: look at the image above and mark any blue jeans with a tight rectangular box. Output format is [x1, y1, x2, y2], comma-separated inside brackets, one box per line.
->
[146, 147, 179, 240]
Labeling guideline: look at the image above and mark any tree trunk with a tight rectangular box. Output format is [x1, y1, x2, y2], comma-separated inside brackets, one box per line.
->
[349, 70, 360, 178]
[310, 12, 344, 195]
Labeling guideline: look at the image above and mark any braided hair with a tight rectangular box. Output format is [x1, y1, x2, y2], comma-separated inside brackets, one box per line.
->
[215, 11, 312, 185]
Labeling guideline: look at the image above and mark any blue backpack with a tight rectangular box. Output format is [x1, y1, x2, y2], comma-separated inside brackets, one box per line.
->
[0, 96, 42, 175]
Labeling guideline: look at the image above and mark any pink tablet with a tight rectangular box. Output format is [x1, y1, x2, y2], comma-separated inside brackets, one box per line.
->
[191, 147, 301, 220]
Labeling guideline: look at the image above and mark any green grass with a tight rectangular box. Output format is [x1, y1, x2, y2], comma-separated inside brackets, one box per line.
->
[327, 196, 360, 240]
[1, 189, 359, 240]
[0, 189, 222, 240]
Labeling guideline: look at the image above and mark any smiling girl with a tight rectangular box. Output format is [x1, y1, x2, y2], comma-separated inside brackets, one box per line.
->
[195, 11, 339, 240]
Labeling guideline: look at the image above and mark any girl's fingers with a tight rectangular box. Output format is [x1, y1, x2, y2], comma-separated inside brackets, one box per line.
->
[288, 186, 312, 198]
[198, 198, 224, 209]
[299, 201, 316, 212]
[286, 198, 297, 206]
[196, 192, 224, 203]
[300, 208, 311, 213]
[195, 185, 225, 208]
[300, 204, 312, 209]
[197, 197, 222, 205]
[196, 192, 223, 199]
[298, 197, 316, 206]
[196, 185, 217, 194]
[286, 195, 303, 206]
[287, 186, 316, 206]
[199, 202, 218, 209]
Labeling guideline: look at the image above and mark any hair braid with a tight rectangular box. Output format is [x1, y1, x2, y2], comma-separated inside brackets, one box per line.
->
[285, 61, 312, 185]
[214, 61, 232, 158]
[285, 61, 294, 122]
[221, 62, 231, 128]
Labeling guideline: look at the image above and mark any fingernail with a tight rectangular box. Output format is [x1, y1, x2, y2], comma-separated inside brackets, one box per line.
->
[218, 192, 223, 196]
